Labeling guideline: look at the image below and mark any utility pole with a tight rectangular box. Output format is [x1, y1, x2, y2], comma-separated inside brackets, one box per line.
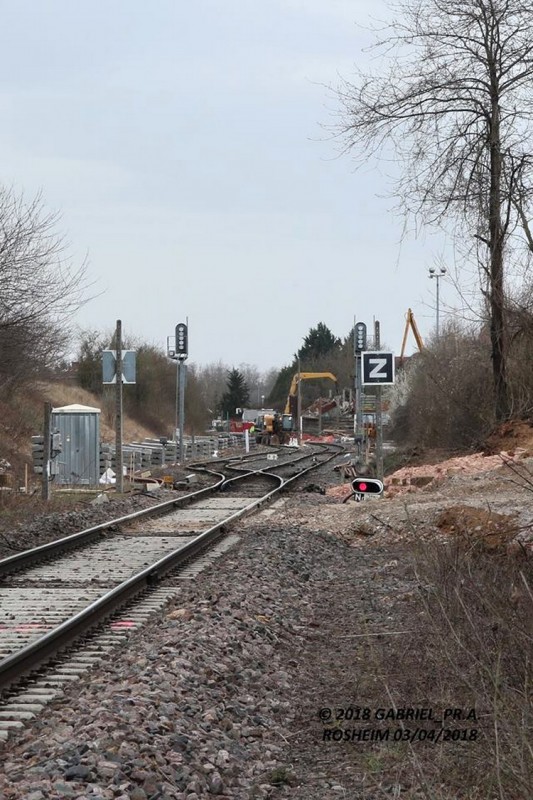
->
[41, 402, 51, 501]
[355, 360, 363, 463]
[178, 360, 186, 463]
[297, 357, 302, 445]
[175, 321, 189, 463]
[429, 266, 446, 338]
[175, 359, 179, 440]
[354, 321, 367, 464]
[374, 319, 384, 481]
[115, 319, 124, 493]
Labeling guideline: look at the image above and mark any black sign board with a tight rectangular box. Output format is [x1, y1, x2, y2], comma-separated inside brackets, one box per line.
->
[361, 351, 395, 385]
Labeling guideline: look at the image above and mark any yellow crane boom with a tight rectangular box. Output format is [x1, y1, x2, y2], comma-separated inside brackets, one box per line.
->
[399, 309, 424, 365]
[284, 372, 338, 415]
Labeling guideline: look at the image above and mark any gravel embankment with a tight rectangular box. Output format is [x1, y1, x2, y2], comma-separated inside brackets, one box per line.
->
[0, 489, 421, 800]
[0, 470, 217, 561]
[2, 453, 530, 798]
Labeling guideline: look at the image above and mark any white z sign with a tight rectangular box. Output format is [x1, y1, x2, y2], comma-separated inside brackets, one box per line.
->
[361, 352, 395, 385]
[368, 357, 388, 379]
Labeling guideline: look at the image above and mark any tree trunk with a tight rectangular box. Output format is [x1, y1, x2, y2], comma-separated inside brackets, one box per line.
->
[490, 241, 508, 421]
[489, 87, 509, 422]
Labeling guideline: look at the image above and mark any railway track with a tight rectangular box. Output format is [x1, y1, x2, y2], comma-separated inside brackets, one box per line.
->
[0, 442, 342, 741]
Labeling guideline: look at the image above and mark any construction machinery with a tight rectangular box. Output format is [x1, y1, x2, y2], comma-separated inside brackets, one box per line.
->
[255, 410, 294, 445]
[254, 373, 339, 444]
[399, 309, 424, 366]
[284, 372, 338, 416]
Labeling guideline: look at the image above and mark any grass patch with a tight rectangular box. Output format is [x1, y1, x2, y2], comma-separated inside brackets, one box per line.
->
[367, 539, 533, 798]
[267, 766, 297, 786]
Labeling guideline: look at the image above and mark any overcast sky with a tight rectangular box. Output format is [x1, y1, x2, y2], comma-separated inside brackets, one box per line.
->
[0, 0, 458, 371]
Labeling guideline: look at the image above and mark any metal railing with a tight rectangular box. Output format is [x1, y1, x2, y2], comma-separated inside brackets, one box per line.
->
[99, 432, 257, 473]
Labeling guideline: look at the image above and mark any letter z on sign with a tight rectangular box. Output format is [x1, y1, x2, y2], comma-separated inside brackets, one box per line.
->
[361, 352, 395, 385]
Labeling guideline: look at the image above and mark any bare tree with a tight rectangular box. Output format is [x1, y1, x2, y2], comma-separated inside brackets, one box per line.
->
[390, 321, 494, 448]
[195, 361, 230, 418]
[0, 186, 89, 391]
[337, 0, 533, 421]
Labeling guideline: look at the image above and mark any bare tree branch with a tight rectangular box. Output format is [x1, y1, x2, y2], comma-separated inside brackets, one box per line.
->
[335, 0, 533, 421]
[0, 186, 93, 392]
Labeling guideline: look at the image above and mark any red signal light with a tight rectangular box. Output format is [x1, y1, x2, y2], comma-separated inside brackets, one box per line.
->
[351, 477, 384, 495]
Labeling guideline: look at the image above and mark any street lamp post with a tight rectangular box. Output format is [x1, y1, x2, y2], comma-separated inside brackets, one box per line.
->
[429, 266, 446, 338]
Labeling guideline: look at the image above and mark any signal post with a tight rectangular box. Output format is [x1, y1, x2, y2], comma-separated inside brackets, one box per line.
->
[167, 322, 189, 464]
[351, 477, 384, 502]
[353, 316, 396, 494]
[353, 322, 367, 464]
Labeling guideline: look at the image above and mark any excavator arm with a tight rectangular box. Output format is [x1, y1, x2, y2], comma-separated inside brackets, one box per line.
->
[284, 372, 338, 414]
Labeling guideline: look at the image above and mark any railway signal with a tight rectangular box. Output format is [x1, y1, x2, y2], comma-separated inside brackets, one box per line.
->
[351, 477, 384, 495]
[176, 323, 188, 359]
[174, 321, 189, 463]
[354, 322, 367, 353]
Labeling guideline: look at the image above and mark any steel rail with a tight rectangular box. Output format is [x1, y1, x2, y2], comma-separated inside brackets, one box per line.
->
[0, 468, 226, 579]
[223, 441, 343, 472]
[0, 444, 335, 578]
[218, 445, 333, 486]
[0, 444, 341, 692]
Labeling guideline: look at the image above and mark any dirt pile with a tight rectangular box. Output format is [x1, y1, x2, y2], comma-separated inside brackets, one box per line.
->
[322, 437, 533, 555]
[384, 448, 526, 496]
[435, 504, 520, 550]
[484, 418, 533, 455]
